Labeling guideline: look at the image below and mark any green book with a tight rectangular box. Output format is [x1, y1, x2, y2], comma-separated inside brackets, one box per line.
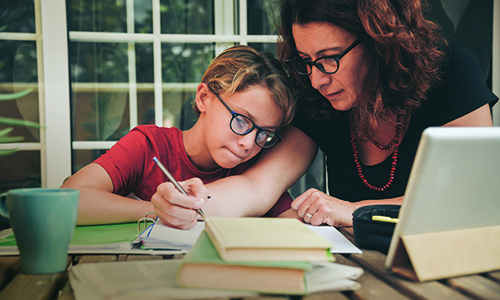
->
[176, 231, 312, 295]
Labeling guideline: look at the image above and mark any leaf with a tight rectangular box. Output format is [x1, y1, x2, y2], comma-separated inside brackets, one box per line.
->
[0, 136, 24, 143]
[0, 117, 42, 128]
[0, 149, 19, 156]
[0, 88, 33, 101]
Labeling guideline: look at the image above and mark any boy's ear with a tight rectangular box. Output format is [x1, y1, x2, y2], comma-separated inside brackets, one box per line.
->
[195, 83, 212, 113]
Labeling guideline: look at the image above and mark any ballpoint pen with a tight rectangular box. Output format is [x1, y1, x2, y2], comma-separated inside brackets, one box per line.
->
[153, 156, 206, 218]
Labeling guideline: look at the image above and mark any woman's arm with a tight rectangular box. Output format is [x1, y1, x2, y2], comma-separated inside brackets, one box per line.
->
[293, 104, 494, 227]
[152, 126, 318, 228]
[61, 163, 156, 225]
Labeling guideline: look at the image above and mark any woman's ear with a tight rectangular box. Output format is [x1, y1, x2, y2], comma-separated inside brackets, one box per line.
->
[195, 83, 212, 113]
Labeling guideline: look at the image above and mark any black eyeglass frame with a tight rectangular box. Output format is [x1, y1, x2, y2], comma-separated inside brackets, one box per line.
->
[286, 37, 363, 76]
[207, 86, 282, 149]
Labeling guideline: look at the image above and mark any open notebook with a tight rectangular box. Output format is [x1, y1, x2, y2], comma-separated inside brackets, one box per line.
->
[385, 127, 500, 281]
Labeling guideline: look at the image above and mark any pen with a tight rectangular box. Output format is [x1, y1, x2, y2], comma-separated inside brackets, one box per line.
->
[153, 156, 206, 218]
[372, 215, 399, 223]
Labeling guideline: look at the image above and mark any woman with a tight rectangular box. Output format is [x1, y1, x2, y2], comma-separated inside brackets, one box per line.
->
[151, 0, 497, 229]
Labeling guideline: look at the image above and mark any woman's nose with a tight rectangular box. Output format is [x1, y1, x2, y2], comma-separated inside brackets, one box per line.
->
[309, 67, 331, 90]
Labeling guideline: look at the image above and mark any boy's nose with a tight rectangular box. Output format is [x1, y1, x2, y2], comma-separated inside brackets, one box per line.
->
[237, 130, 257, 150]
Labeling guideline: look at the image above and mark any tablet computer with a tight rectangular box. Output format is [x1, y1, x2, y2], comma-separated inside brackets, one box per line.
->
[385, 127, 500, 271]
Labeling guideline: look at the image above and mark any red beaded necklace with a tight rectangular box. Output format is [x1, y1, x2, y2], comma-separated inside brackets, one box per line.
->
[350, 114, 403, 192]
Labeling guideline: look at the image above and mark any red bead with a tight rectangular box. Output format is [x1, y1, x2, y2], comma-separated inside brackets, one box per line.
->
[350, 115, 403, 192]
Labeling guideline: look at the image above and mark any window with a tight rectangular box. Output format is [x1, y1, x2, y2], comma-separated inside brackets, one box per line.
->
[66, 0, 281, 173]
[0, 0, 43, 193]
[0, 0, 499, 193]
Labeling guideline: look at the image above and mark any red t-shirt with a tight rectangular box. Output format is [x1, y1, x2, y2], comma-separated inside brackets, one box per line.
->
[93, 125, 292, 217]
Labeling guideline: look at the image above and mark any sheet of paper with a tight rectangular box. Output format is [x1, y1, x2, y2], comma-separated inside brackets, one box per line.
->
[139, 220, 205, 251]
[306, 225, 362, 254]
[140, 220, 361, 254]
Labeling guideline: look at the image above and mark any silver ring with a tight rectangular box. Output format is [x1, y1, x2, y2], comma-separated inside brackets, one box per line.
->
[305, 211, 313, 218]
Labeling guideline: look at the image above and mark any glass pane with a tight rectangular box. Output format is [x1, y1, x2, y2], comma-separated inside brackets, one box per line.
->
[248, 43, 277, 57]
[0, 0, 35, 33]
[0, 40, 39, 142]
[160, 0, 214, 34]
[137, 91, 155, 125]
[134, 0, 153, 33]
[0, 150, 41, 194]
[163, 89, 197, 130]
[70, 42, 128, 83]
[247, 0, 279, 35]
[67, 0, 127, 32]
[69, 42, 129, 141]
[136, 43, 154, 83]
[162, 43, 214, 83]
[73, 149, 107, 173]
[72, 89, 130, 141]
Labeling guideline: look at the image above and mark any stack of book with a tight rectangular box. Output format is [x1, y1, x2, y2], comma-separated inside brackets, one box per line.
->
[176, 217, 363, 295]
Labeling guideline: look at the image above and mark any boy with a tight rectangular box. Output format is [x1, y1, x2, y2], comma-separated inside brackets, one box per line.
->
[62, 45, 296, 226]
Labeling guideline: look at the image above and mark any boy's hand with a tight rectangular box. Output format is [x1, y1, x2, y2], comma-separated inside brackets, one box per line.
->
[151, 177, 209, 230]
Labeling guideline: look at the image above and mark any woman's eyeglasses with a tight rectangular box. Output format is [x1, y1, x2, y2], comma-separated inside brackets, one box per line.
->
[208, 86, 282, 149]
[286, 37, 363, 76]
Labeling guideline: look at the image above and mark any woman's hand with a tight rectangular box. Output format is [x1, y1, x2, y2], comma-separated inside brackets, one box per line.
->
[291, 188, 358, 227]
[151, 177, 209, 230]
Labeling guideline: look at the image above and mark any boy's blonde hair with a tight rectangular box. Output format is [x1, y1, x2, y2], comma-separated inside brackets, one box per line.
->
[194, 45, 295, 126]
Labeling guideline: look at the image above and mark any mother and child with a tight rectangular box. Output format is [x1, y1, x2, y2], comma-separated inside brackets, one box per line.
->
[62, 0, 497, 229]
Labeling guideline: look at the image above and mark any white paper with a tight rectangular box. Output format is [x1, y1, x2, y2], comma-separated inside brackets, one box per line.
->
[306, 225, 362, 254]
[140, 220, 361, 254]
[139, 220, 205, 251]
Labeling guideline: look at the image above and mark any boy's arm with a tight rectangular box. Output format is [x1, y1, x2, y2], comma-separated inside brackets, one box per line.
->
[205, 126, 316, 216]
[61, 163, 156, 225]
[152, 126, 317, 228]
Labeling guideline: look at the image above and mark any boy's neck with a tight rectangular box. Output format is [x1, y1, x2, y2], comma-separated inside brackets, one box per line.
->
[182, 125, 220, 172]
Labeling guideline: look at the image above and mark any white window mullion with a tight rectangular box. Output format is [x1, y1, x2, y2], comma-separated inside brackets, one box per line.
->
[239, 0, 247, 45]
[152, 0, 163, 126]
[40, 0, 72, 187]
[493, 0, 499, 126]
[34, 0, 46, 188]
[127, 0, 138, 128]
[215, 0, 235, 55]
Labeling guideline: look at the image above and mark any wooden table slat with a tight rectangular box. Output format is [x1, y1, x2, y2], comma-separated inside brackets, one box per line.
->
[59, 280, 75, 300]
[76, 255, 118, 264]
[447, 275, 500, 300]
[304, 290, 351, 300]
[0, 272, 65, 300]
[125, 254, 164, 261]
[486, 271, 500, 284]
[335, 255, 411, 300]
[0, 256, 20, 290]
[348, 249, 473, 300]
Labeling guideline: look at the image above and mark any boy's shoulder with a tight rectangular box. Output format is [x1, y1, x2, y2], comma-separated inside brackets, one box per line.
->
[131, 125, 181, 137]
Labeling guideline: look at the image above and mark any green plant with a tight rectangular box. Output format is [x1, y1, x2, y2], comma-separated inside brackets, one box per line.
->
[0, 88, 42, 155]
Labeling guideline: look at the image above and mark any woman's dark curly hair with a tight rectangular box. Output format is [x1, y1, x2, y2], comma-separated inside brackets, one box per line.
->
[277, 0, 447, 139]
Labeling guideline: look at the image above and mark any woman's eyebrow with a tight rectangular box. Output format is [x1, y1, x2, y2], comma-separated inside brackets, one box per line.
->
[297, 46, 345, 58]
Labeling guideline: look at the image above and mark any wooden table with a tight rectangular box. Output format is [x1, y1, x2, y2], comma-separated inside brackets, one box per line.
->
[1, 227, 499, 300]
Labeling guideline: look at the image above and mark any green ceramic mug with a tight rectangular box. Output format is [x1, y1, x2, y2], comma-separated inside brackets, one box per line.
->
[0, 188, 79, 274]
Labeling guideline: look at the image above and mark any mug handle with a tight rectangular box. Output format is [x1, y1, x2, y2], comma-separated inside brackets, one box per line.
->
[0, 193, 9, 218]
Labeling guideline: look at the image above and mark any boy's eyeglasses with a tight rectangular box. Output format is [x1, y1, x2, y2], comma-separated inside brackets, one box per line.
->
[208, 87, 282, 149]
[286, 37, 363, 76]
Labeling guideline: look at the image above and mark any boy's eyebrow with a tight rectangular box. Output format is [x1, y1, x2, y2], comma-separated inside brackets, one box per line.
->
[232, 105, 280, 130]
